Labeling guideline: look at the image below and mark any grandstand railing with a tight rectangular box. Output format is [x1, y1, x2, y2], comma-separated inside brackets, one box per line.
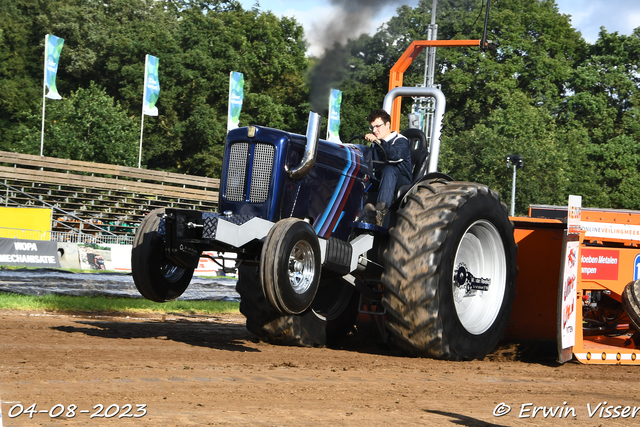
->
[0, 227, 134, 245]
[0, 227, 50, 241]
[50, 231, 133, 245]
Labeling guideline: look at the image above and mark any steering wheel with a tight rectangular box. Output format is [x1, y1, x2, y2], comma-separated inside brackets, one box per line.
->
[347, 135, 389, 167]
[347, 135, 367, 145]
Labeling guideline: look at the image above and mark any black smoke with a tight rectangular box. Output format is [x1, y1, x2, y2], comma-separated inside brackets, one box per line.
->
[308, 0, 409, 112]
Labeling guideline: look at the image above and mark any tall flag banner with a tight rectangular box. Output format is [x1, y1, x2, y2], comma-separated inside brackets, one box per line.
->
[44, 34, 64, 100]
[41, 34, 65, 156]
[227, 71, 244, 132]
[139, 54, 160, 168]
[142, 55, 160, 116]
[326, 89, 342, 142]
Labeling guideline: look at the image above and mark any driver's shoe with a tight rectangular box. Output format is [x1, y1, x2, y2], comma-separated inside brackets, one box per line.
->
[375, 202, 388, 227]
[362, 203, 377, 224]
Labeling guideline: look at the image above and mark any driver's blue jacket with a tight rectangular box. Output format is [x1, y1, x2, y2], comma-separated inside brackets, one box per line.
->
[380, 132, 412, 183]
[374, 131, 413, 208]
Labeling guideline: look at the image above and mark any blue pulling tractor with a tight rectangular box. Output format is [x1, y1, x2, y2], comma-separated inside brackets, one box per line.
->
[131, 86, 518, 361]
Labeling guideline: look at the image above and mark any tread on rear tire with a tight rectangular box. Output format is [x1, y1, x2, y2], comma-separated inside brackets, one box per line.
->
[382, 180, 517, 360]
[237, 264, 326, 347]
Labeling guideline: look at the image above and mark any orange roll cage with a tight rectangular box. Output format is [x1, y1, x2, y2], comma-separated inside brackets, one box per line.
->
[387, 39, 483, 131]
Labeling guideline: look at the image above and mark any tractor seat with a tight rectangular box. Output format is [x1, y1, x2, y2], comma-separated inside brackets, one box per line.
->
[394, 128, 429, 201]
[402, 128, 429, 182]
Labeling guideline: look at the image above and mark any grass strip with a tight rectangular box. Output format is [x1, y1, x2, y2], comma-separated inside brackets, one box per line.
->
[0, 292, 239, 315]
[1, 266, 231, 279]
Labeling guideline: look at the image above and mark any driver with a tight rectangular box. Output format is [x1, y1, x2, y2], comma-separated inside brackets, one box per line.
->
[363, 109, 412, 226]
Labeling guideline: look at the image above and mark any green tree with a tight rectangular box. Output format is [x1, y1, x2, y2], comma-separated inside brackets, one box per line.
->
[3, 0, 640, 213]
[0, 0, 44, 149]
[160, 5, 309, 175]
[331, 0, 640, 213]
[593, 135, 640, 209]
[18, 82, 139, 166]
[439, 91, 573, 212]
[560, 28, 640, 208]
[0, 0, 310, 177]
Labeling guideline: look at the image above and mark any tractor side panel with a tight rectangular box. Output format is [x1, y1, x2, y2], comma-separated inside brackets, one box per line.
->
[219, 127, 371, 242]
[284, 140, 371, 241]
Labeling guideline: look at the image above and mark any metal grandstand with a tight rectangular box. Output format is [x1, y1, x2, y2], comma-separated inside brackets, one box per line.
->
[0, 151, 219, 244]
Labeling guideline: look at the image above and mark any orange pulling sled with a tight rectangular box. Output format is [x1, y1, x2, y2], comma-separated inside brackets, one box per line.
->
[507, 199, 640, 364]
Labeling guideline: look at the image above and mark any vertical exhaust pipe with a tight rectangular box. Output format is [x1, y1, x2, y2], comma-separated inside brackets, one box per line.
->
[286, 111, 321, 180]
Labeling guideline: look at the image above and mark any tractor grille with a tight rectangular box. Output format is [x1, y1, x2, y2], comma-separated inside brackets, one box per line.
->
[226, 143, 249, 202]
[249, 144, 275, 203]
[224, 142, 275, 203]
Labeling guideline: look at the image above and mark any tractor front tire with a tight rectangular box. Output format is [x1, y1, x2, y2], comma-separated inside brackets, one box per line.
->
[260, 218, 321, 315]
[131, 208, 194, 302]
[382, 180, 517, 360]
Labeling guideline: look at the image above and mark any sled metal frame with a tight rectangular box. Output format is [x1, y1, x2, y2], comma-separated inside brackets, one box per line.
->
[572, 207, 640, 365]
[507, 206, 640, 365]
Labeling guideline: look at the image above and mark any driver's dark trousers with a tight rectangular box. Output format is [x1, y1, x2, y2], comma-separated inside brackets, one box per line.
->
[378, 165, 411, 208]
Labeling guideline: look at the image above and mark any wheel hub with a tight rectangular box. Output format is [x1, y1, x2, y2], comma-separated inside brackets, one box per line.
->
[161, 263, 185, 282]
[454, 262, 491, 302]
[288, 240, 316, 295]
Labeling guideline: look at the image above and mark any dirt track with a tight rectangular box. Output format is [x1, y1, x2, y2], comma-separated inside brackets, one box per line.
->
[1, 309, 639, 426]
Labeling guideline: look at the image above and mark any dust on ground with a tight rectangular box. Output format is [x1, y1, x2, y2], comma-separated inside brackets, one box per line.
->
[1, 309, 638, 426]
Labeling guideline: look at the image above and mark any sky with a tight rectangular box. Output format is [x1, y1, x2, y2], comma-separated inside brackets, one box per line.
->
[238, 0, 640, 56]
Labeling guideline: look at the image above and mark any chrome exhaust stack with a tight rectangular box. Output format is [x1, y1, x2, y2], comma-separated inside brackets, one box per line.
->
[286, 111, 321, 180]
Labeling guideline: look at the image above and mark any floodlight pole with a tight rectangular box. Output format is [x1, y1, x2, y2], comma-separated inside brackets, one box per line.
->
[510, 163, 517, 216]
[506, 155, 524, 216]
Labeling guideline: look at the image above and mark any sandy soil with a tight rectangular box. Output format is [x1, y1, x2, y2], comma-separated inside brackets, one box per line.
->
[1, 309, 639, 426]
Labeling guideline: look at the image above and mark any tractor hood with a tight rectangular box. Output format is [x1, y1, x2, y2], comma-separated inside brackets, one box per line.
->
[288, 135, 372, 183]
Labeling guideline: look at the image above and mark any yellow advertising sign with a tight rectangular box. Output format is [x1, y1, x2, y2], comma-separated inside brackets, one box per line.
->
[0, 207, 52, 240]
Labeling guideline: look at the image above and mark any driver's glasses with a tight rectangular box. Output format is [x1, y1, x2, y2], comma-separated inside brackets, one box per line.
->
[369, 122, 385, 132]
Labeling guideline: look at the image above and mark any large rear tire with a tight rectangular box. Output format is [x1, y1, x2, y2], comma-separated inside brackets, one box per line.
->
[237, 264, 326, 347]
[382, 180, 517, 360]
[131, 208, 194, 302]
[312, 277, 359, 344]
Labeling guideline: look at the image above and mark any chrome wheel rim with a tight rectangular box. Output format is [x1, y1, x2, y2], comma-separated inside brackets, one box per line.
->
[288, 240, 316, 295]
[452, 220, 507, 335]
[161, 263, 186, 283]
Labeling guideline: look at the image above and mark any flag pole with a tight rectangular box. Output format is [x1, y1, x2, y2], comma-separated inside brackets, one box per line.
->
[138, 54, 148, 169]
[40, 34, 48, 157]
[138, 114, 145, 169]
